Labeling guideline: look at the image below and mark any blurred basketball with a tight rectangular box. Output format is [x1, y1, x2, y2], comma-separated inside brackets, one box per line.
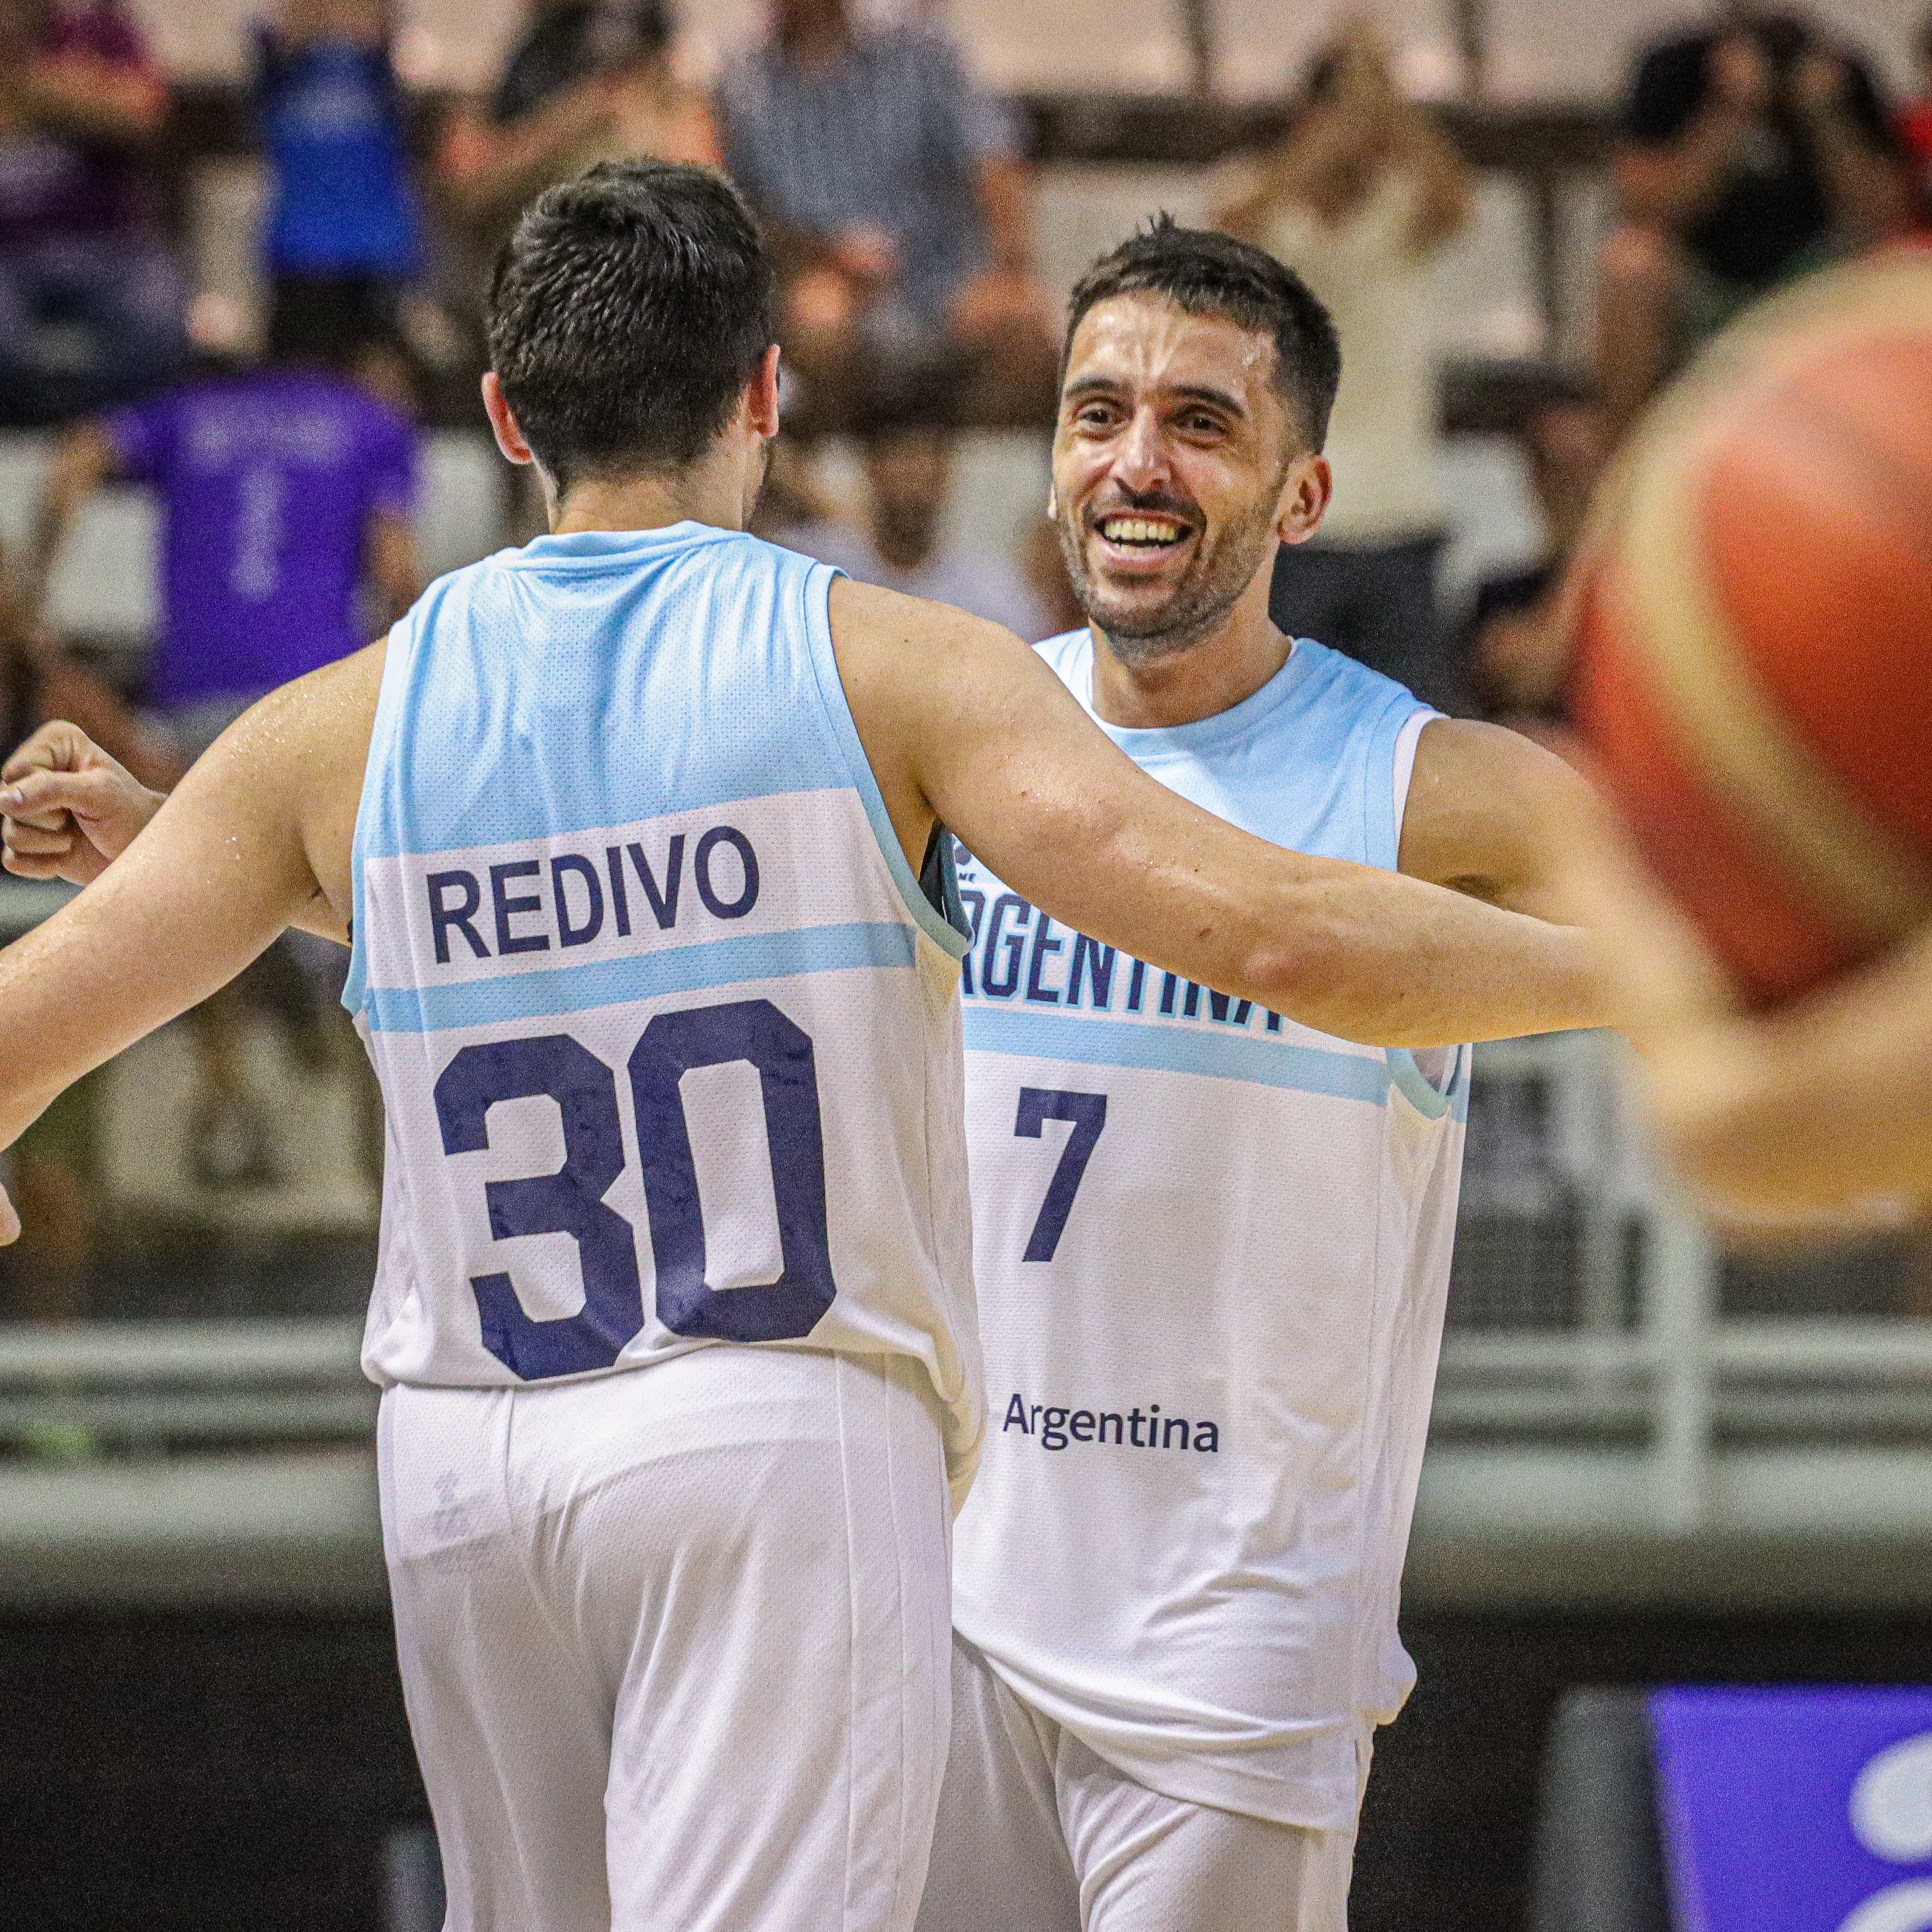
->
[1569, 251, 1932, 1007]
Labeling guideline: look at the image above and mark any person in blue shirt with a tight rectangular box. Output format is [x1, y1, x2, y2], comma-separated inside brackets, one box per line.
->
[254, 0, 423, 335]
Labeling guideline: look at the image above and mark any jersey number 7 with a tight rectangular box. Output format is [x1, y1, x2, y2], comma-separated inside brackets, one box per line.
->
[1015, 1087, 1107, 1263]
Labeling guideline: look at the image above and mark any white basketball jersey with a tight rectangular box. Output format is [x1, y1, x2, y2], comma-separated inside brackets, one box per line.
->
[951, 631, 1467, 1831]
[345, 524, 982, 1497]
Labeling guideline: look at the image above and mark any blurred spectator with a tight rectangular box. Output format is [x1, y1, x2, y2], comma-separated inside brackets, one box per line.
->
[773, 358, 1046, 637]
[0, 0, 185, 426]
[1597, 11, 1914, 443]
[436, 0, 716, 253]
[26, 283, 418, 1187]
[1460, 386, 1608, 728]
[255, 0, 424, 337]
[1900, 11, 1932, 225]
[0, 564, 181, 1318]
[28, 283, 419, 760]
[718, 0, 1055, 429]
[1214, 21, 1474, 713]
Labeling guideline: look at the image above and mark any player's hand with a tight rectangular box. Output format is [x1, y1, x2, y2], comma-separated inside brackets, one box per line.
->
[0, 719, 168, 885]
[0, 1183, 17, 1247]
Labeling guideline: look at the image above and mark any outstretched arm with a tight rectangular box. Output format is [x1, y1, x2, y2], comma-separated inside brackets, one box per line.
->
[830, 581, 1606, 1048]
[0, 648, 377, 1239]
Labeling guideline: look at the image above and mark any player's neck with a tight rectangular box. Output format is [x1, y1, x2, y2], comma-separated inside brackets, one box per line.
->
[550, 444, 757, 540]
[1086, 571, 1291, 730]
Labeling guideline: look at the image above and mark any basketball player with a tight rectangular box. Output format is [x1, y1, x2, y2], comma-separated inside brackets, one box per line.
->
[916, 219, 1593, 1932]
[0, 166, 1602, 1932]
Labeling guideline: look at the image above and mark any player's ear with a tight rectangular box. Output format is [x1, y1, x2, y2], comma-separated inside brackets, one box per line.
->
[1275, 450, 1332, 547]
[747, 345, 782, 442]
[481, 372, 535, 468]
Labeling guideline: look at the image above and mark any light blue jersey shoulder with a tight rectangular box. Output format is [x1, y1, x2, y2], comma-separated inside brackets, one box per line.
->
[1032, 628, 1426, 871]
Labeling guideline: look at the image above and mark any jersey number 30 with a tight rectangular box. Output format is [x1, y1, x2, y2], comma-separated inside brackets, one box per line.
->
[433, 997, 835, 1381]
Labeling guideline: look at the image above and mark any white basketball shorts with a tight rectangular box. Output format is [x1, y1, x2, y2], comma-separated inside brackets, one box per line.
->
[378, 1345, 954, 1932]
[915, 1635, 1368, 1932]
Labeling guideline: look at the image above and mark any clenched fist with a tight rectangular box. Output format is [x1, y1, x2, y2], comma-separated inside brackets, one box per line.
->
[1, 720, 168, 886]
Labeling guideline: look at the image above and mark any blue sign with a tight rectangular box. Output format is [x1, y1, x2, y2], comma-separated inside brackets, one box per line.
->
[1652, 1687, 1932, 1932]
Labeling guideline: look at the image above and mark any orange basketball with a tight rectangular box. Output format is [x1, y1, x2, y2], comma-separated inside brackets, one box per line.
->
[1569, 251, 1932, 1007]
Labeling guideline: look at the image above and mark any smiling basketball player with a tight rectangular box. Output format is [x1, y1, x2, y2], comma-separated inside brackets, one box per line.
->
[920, 219, 1595, 1932]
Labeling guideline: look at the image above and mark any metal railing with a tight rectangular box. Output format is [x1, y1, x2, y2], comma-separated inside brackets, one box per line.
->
[1434, 1033, 1932, 1551]
[0, 1020, 1927, 1603]
[0, 1318, 372, 1450]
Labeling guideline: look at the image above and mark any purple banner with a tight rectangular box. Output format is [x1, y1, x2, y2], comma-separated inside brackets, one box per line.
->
[1651, 1687, 1932, 1932]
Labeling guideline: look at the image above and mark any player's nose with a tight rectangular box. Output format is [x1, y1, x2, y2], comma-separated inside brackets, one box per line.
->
[1107, 407, 1173, 496]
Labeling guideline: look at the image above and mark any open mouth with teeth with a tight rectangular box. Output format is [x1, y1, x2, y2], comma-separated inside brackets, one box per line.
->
[1097, 514, 1189, 548]
[1090, 511, 1198, 572]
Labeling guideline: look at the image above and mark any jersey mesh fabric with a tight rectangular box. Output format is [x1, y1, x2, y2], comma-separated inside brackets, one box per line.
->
[345, 523, 983, 1499]
[950, 631, 1468, 1830]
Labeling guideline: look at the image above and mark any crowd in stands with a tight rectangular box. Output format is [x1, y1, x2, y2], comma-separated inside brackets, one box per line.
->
[0, 0, 1928, 1318]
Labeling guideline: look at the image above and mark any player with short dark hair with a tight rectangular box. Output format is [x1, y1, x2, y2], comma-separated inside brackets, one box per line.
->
[1061, 212, 1341, 449]
[487, 160, 776, 482]
[919, 219, 1593, 1932]
[0, 164, 1601, 1932]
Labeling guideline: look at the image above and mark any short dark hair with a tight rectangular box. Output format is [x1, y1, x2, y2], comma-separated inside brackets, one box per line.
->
[487, 160, 777, 490]
[1063, 215, 1342, 451]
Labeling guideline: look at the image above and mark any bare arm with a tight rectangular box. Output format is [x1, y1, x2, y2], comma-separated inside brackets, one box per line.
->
[1615, 122, 1752, 234]
[1391, 108, 1474, 254]
[1212, 104, 1370, 242]
[1616, 35, 1770, 234]
[1791, 52, 1915, 246]
[1, 716, 351, 947]
[977, 156, 1036, 272]
[0, 648, 376, 1183]
[1646, 933, 1932, 1223]
[1330, 23, 1472, 253]
[830, 581, 1606, 1048]
[1214, 25, 1470, 255]
[1397, 718, 1587, 923]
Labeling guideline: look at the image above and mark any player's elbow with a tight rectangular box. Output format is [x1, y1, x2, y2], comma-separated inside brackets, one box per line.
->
[1233, 927, 1393, 1046]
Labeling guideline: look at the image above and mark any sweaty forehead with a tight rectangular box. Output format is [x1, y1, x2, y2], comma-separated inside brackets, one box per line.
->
[1063, 294, 1280, 408]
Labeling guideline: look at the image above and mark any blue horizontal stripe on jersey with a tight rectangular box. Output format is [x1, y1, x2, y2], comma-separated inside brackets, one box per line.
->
[366, 920, 918, 1034]
[962, 1005, 1392, 1105]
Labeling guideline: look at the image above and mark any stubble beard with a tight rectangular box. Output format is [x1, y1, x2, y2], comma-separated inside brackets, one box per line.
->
[1055, 488, 1283, 668]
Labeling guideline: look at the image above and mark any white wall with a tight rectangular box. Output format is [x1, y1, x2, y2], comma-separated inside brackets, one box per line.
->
[114, 0, 1932, 96]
